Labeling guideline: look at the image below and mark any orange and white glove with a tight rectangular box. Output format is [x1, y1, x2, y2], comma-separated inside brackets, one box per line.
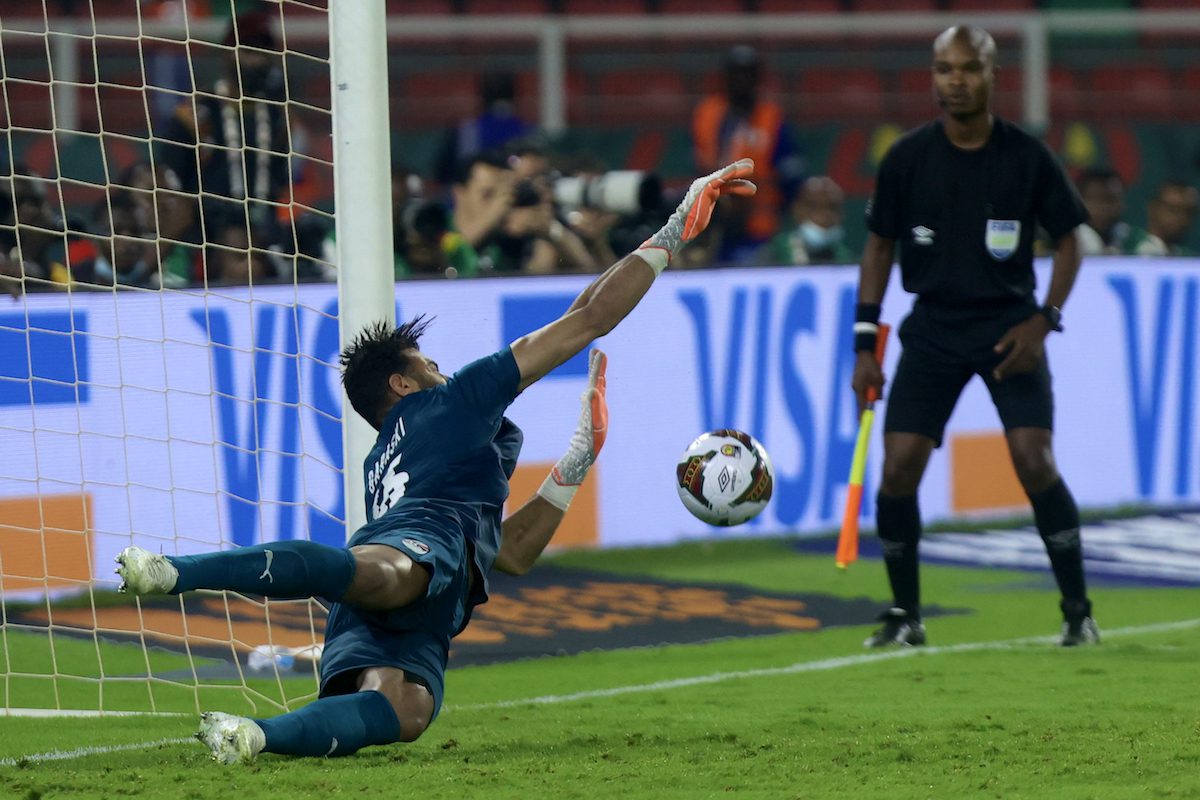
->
[634, 158, 756, 275]
[537, 349, 608, 511]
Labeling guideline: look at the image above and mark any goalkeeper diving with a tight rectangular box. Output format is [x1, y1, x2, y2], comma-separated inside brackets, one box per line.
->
[115, 159, 757, 764]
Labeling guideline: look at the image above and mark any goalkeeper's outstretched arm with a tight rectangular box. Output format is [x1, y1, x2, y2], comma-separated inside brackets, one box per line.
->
[509, 159, 755, 393]
[494, 349, 608, 576]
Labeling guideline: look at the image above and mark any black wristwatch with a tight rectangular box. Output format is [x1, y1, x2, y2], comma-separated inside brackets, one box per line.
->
[1037, 304, 1063, 332]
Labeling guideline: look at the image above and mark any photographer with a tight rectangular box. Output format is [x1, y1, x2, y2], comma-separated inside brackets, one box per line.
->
[451, 151, 596, 274]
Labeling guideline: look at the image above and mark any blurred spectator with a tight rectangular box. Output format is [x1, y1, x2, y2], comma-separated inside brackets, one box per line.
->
[2, 173, 67, 286]
[1127, 181, 1198, 256]
[397, 201, 478, 279]
[158, 9, 289, 251]
[435, 72, 534, 186]
[119, 163, 203, 284]
[206, 221, 276, 285]
[1075, 167, 1138, 256]
[450, 151, 594, 274]
[761, 175, 854, 266]
[692, 45, 805, 263]
[62, 196, 185, 290]
[452, 151, 516, 252]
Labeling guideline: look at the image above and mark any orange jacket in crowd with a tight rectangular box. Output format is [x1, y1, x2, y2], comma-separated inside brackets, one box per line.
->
[692, 94, 800, 245]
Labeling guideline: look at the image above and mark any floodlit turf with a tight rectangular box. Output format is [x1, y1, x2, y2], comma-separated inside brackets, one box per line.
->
[1, 537, 1197, 800]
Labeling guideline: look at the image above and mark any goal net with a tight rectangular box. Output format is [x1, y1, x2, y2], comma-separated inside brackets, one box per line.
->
[0, 0, 348, 717]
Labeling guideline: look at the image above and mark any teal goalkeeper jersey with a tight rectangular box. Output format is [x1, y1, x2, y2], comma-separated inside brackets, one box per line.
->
[361, 347, 524, 602]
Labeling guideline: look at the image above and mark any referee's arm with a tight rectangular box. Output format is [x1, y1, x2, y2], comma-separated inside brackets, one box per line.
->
[858, 232, 896, 306]
[852, 232, 896, 412]
[1043, 226, 1083, 313]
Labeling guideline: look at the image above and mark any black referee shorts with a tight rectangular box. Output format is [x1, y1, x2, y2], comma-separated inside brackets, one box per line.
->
[883, 302, 1055, 448]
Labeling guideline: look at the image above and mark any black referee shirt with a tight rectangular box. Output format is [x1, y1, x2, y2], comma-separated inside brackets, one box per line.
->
[866, 117, 1087, 307]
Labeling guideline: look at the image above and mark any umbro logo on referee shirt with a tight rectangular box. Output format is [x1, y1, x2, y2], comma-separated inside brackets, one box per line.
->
[912, 225, 936, 246]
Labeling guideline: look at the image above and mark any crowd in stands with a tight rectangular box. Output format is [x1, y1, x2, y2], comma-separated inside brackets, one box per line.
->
[1, 14, 1197, 298]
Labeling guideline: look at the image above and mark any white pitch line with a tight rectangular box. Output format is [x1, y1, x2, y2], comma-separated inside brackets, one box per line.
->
[452, 617, 1200, 711]
[0, 738, 194, 766]
[3, 709, 187, 718]
[4, 617, 1198, 766]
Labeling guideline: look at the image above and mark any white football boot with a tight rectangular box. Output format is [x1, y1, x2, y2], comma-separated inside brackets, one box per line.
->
[197, 712, 266, 765]
[114, 546, 178, 595]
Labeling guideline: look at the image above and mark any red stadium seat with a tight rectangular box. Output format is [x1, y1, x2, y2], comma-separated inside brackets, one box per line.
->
[1089, 64, 1174, 121]
[658, 0, 746, 12]
[398, 71, 478, 128]
[945, 0, 1035, 8]
[1046, 67, 1083, 122]
[897, 67, 934, 121]
[562, 0, 648, 11]
[591, 70, 690, 127]
[756, 0, 842, 10]
[1179, 67, 1200, 121]
[849, 0, 936, 9]
[796, 67, 885, 122]
[461, 0, 550, 12]
[387, 0, 456, 12]
[515, 70, 590, 125]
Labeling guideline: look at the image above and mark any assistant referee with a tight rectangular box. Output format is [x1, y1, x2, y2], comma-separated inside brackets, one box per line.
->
[852, 25, 1097, 648]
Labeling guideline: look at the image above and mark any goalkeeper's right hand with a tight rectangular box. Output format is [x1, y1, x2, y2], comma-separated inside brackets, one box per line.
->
[537, 349, 608, 511]
[635, 158, 756, 274]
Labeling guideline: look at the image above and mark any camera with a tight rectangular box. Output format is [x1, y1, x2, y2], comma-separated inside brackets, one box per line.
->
[553, 171, 662, 216]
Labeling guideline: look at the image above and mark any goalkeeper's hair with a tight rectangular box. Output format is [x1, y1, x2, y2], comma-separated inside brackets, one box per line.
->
[340, 315, 433, 429]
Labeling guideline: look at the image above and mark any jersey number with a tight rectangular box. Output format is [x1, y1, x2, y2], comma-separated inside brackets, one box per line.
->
[372, 453, 410, 518]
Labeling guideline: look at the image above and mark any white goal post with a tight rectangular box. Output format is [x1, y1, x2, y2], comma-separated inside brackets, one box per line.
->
[0, 0, 391, 716]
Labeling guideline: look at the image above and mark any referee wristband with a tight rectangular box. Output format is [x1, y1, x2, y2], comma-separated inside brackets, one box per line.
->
[854, 303, 882, 353]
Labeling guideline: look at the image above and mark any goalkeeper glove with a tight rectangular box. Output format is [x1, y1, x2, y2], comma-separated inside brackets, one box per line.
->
[634, 158, 756, 275]
[537, 349, 608, 511]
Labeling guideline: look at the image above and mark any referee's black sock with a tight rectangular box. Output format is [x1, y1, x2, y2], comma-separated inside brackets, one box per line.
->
[1029, 478, 1090, 618]
[876, 493, 922, 620]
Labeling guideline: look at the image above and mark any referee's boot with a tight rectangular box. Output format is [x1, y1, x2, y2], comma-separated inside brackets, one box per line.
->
[863, 607, 926, 648]
[1059, 599, 1100, 647]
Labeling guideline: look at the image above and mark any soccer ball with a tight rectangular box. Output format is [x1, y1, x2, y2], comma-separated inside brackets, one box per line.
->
[675, 429, 774, 526]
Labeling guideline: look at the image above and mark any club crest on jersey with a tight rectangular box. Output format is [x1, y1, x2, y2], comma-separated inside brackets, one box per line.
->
[911, 225, 935, 246]
[401, 538, 430, 556]
[985, 219, 1020, 260]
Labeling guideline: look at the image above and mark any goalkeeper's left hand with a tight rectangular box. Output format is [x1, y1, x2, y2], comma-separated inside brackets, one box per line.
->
[635, 158, 756, 274]
[537, 349, 608, 511]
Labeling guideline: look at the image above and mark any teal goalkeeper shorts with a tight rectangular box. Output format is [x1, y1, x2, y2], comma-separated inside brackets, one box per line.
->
[318, 518, 473, 720]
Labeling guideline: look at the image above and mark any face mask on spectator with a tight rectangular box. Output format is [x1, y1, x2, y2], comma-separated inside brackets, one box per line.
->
[800, 220, 844, 251]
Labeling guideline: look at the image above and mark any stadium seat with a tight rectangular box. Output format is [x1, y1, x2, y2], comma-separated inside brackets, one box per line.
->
[516, 69, 590, 125]
[945, 0, 1035, 8]
[1088, 64, 1174, 121]
[756, 0, 841, 10]
[398, 71, 478, 128]
[796, 67, 885, 122]
[1178, 67, 1200, 121]
[86, 0, 141, 17]
[592, 70, 690, 127]
[1049, 66, 1082, 121]
[461, 0, 550, 12]
[658, 0, 747, 12]
[561, 0, 649, 12]
[387, 0, 457, 12]
[848, 0, 937, 10]
[897, 67, 933, 121]
[1041, 0, 1129, 7]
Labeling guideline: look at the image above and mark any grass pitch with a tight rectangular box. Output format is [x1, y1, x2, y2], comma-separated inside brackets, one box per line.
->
[1, 537, 1197, 800]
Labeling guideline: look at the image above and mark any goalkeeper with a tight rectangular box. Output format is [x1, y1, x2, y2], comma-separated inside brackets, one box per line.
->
[116, 159, 756, 764]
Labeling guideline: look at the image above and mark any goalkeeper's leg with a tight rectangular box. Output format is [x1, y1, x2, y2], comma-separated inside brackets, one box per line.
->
[199, 667, 432, 763]
[116, 540, 430, 607]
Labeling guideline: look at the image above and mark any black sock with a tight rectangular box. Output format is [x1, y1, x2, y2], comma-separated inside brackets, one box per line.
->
[1028, 478, 1090, 617]
[876, 493, 922, 620]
